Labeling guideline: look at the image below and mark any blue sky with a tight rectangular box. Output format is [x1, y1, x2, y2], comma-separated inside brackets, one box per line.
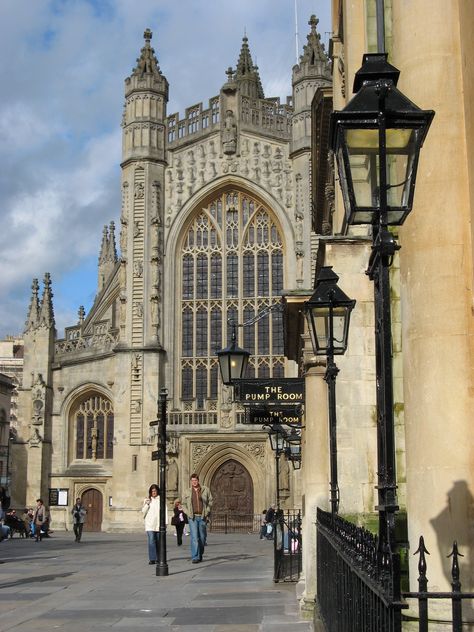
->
[0, 0, 331, 338]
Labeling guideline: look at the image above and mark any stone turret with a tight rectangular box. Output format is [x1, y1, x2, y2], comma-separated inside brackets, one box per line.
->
[116, 28, 168, 453]
[291, 15, 331, 154]
[122, 28, 169, 165]
[19, 273, 56, 503]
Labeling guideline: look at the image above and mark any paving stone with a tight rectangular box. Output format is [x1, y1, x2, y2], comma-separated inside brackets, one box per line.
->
[0, 532, 313, 632]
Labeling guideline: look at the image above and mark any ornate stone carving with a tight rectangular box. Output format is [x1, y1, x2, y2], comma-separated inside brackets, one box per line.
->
[31, 374, 46, 426]
[192, 443, 213, 471]
[243, 442, 265, 465]
[134, 182, 145, 199]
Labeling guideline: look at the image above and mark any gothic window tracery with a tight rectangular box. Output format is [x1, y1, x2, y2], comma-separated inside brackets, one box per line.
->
[72, 394, 114, 461]
[179, 189, 285, 406]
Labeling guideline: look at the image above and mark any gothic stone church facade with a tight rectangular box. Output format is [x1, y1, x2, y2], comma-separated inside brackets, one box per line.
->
[14, 19, 330, 531]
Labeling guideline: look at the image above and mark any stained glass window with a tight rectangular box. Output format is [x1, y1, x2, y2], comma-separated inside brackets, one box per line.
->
[179, 189, 285, 405]
[73, 395, 114, 461]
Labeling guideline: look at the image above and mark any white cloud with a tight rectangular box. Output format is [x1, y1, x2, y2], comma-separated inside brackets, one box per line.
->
[0, 0, 331, 338]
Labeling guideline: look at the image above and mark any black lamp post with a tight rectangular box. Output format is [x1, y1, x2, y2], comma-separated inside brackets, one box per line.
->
[216, 321, 250, 386]
[304, 266, 355, 514]
[156, 388, 169, 577]
[329, 53, 434, 585]
[268, 425, 287, 511]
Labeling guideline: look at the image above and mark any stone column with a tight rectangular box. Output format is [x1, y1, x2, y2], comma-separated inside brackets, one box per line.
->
[392, 1, 474, 602]
[299, 334, 329, 620]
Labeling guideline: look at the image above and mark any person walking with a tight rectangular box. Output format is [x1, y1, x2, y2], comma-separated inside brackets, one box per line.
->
[142, 484, 166, 565]
[33, 499, 45, 542]
[171, 499, 188, 546]
[265, 505, 275, 540]
[71, 497, 87, 542]
[182, 473, 213, 564]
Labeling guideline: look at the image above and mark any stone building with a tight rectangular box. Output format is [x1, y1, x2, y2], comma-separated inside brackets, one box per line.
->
[0, 372, 14, 486]
[13, 18, 331, 531]
[296, 0, 474, 623]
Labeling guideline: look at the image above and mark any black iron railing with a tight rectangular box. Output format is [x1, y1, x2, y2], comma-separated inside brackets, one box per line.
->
[316, 509, 474, 631]
[209, 513, 260, 533]
[317, 508, 405, 632]
[273, 509, 302, 583]
[402, 536, 474, 632]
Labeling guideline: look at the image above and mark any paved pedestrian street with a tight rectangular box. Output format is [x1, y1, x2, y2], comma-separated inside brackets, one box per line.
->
[0, 532, 313, 632]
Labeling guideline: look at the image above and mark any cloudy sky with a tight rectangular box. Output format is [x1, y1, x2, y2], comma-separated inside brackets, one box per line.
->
[0, 0, 331, 339]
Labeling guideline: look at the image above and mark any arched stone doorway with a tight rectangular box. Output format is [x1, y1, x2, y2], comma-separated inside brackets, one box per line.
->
[210, 459, 253, 515]
[81, 488, 103, 532]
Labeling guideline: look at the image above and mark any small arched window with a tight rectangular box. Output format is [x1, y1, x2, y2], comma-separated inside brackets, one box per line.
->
[72, 394, 114, 460]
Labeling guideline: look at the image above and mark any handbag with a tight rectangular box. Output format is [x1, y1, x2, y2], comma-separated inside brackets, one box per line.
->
[171, 515, 177, 526]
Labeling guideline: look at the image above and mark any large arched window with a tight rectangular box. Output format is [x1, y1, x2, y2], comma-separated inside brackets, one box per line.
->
[72, 394, 114, 460]
[179, 189, 285, 407]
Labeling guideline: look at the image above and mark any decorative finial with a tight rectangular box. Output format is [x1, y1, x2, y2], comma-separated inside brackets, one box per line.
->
[78, 306, 85, 325]
[309, 14, 319, 32]
[144, 28, 152, 42]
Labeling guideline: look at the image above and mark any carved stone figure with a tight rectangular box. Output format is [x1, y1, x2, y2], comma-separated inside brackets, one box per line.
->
[134, 182, 145, 199]
[222, 109, 237, 155]
[167, 459, 178, 492]
[133, 260, 143, 277]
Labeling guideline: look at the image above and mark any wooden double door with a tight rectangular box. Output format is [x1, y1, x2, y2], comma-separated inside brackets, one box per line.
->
[210, 459, 253, 515]
[81, 488, 103, 532]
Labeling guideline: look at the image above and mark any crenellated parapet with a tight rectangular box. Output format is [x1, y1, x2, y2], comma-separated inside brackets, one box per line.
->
[55, 321, 119, 358]
[167, 94, 292, 151]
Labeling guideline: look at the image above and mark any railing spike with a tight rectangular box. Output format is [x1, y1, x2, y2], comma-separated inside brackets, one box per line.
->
[447, 541, 463, 590]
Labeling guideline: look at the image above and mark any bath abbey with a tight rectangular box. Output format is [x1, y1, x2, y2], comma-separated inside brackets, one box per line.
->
[12, 18, 330, 531]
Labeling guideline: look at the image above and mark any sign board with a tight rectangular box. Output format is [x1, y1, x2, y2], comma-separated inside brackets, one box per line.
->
[246, 405, 303, 426]
[49, 488, 69, 506]
[151, 450, 160, 461]
[233, 378, 305, 404]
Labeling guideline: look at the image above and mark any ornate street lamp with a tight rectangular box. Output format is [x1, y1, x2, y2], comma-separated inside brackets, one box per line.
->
[304, 266, 355, 515]
[330, 53, 434, 227]
[216, 321, 251, 386]
[268, 425, 288, 511]
[329, 52, 434, 590]
[156, 388, 169, 577]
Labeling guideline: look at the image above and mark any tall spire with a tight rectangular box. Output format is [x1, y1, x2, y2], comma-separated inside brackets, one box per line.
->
[108, 221, 117, 262]
[25, 278, 40, 332]
[39, 273, 55, 329]
[99, 225, 108, 266]
[98, 223, 118, 291]
[234, 35, 265, 99]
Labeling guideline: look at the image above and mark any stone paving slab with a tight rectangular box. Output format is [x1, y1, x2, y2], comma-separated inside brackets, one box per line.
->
[0, 532, 313, 632]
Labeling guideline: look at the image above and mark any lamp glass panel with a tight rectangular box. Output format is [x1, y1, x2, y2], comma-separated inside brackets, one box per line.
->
[306, 305, 350, 354]
[343, 127, 416, 213]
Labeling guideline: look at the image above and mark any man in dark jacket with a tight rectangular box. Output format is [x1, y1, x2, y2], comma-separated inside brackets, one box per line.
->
[71, 497, 87, 542]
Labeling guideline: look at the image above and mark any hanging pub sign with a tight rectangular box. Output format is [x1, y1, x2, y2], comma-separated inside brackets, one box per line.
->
[233, 378, 305, 404]
[245, 404, 303, 426]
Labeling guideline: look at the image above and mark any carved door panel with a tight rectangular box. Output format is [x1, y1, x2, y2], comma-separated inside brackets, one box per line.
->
[210, 459, 253, 515]
[81, 488, 103, 532]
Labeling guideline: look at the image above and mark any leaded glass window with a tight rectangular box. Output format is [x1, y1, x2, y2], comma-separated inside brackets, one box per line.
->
[179, 189, 285, 405]
[73, 394, 114, 461]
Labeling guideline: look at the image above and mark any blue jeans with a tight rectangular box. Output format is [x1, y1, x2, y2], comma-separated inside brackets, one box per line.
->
[188, 517, 206, 561]
[146, 530, 160, 562]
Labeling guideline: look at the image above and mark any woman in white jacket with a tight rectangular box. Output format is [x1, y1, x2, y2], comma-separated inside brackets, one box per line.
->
[142, 484, 165, 565]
